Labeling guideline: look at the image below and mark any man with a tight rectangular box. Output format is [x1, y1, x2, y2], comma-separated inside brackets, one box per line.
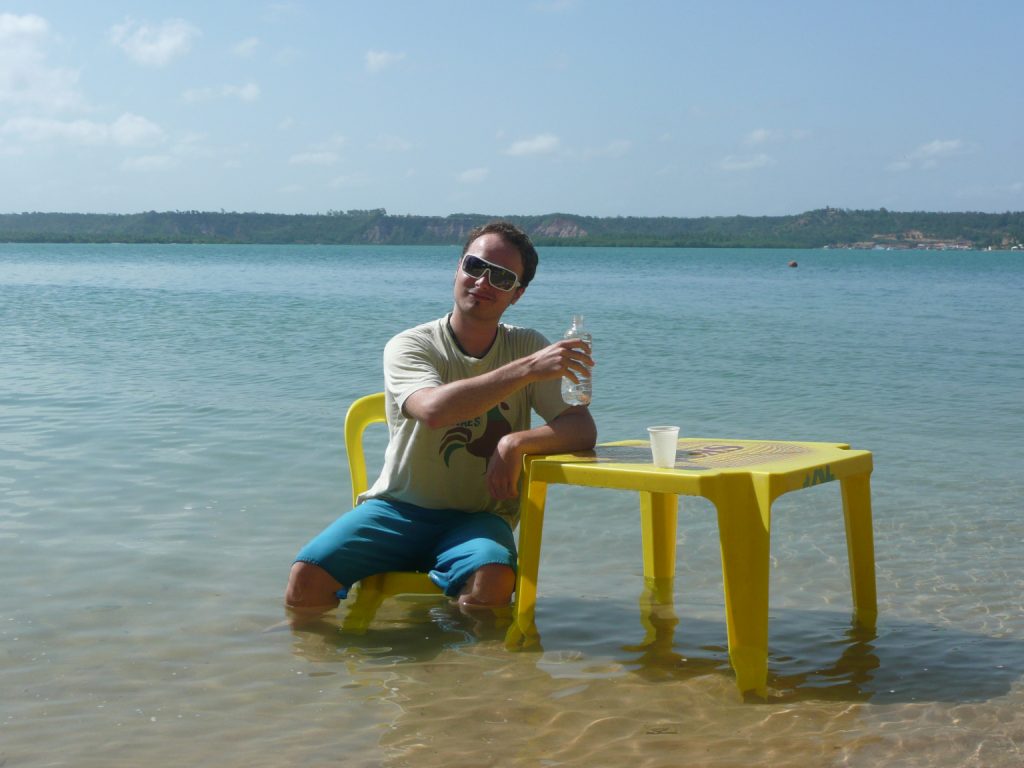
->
[285, 221, 596, 616]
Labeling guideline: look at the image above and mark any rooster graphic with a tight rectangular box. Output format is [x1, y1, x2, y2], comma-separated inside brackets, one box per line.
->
[439, 402, 512, 469]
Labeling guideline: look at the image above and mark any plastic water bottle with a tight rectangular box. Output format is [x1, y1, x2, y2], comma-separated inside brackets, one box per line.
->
[560, 314, 592, 406]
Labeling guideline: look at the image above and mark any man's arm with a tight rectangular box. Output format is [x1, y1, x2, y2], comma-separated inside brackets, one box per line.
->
[485, 406, 597, 500]
[403, 338, 593, 429]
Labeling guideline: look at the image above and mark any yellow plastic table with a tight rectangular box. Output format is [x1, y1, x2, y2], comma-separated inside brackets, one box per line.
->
[505, 438, 876, 697]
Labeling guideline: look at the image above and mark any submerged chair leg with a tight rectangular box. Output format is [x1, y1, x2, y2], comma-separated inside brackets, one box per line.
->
[342, 575, 387, 633]
[340, 393, 447, 630]
[841, 471, 877, 630]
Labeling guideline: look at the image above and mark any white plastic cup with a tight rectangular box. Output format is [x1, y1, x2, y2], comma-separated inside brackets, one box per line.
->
[647, 426, 680, 468]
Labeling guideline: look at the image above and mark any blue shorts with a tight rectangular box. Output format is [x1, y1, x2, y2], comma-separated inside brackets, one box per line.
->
[294, 497, 517, 599]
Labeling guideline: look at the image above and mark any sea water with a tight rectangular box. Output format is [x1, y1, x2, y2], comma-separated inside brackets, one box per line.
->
[2, 243, 1022, 767]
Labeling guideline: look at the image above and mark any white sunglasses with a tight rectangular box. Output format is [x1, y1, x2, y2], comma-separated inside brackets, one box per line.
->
[461, 254, 522, 292]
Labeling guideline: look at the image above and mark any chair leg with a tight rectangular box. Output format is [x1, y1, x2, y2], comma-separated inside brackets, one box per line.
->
[841, 472, 877, 630]
[342, 575, 387, 633]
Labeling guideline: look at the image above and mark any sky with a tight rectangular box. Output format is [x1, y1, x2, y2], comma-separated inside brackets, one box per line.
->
[1, 1, 1022, 218]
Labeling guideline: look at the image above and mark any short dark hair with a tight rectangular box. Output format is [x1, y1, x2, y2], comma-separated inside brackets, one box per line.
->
[461, 221, 538, 288]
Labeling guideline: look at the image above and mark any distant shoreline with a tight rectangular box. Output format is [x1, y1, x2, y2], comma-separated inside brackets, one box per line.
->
[1, 207, 1022, 250]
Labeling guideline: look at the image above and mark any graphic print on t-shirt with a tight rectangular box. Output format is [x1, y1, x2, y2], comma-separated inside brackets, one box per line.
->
[439, 402, 512, 469]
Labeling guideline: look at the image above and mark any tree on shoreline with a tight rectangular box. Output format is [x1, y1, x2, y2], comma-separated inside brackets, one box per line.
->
[1, 208, 1021, 250]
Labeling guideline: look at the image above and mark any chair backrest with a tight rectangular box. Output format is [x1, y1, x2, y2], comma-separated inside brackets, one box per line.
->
[344, 392, 387, 506]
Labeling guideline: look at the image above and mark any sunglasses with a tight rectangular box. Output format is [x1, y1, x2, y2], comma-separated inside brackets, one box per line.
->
[461, 254, 522, 292]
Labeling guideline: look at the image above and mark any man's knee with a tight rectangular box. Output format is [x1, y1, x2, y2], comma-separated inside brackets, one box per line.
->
[285, 561, 343, 610]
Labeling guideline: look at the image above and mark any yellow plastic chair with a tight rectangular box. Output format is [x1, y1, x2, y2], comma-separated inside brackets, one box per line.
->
[340, 392, 442, 631]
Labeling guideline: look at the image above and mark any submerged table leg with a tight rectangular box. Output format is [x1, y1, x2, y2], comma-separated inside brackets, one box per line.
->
[636, 577, 677, 649]
[640, 491, 679, 580]
[841, 471, 877, 630]
[505, 475, 548, 650]
[712, 477, 772, 697]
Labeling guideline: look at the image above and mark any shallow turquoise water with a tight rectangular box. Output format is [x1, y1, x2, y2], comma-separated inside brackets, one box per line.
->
[2, 243, 1022, 766]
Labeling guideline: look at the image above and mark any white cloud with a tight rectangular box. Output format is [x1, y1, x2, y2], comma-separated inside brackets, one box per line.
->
[0, 13, 83, 111]
[183, 82, 261, 103]
[289, 151, 338, 166]
[365, 50, 406, 73]
[109, 113, 165, 146]
[458, 167, 489, 184]
[290, 134, 346, 165]
[169, 131, 211, 157]
[917, 138, 963, 159]
[2, 113, 164, 147]
[370, 134, 412, 152]
[329, 172, 369, 188]
[720, 153, 776, 172]
[110, 18, 199, 66]
[230, 83, 261, 101]
[889, 138, 966, 171]
[121, 154, 177, 171]
[532, 0, 578, 11]
[2, 116, 102, 144]
[232, 37, 260, 57]
[0, 12, 45, 38]
[742, 128, 809, 146]
[952, 180, 1024, 202]
[504, 133, 560, 156]
[586, 139, 631, 158]
[743, 128, 774, 146]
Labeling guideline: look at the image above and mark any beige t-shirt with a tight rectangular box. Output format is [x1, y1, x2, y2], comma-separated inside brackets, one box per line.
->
[359, 316, 568, 525]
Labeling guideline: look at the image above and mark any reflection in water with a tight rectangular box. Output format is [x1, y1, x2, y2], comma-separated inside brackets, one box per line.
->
[615, 578, 880, 700]
[278, 582, 1024, 767]
[620, 577, 728, 683]
[288, 596, 476, 664]
[614, 578, 1023, 704]
[288, 583, 1024, 707]
[769, 625, 880, 702]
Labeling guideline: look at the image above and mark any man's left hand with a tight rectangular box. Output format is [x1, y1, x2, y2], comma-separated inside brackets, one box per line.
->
[486, 434, 523, 500]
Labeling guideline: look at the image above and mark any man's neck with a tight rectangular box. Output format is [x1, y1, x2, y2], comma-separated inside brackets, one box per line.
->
[448, 310, 498, 358]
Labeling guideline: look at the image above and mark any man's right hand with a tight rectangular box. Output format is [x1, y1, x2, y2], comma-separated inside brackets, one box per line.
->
[404, 339, 594, 430]
[526, 339, 594, 384]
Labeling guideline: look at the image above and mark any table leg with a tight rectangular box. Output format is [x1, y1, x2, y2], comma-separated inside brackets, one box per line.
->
[637, 577, 677, 648]
[712, 478, 772, 697]
[640, 492, 678, 580]
[841, 471, 877, 630]
[622, 577, 679, 657]
[505, 474, 548, 650]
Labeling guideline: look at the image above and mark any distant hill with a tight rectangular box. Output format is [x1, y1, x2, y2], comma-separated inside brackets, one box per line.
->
[1, 208, 1022, 250]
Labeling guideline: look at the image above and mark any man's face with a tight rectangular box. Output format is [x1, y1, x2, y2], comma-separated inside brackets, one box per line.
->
[453, 233, 525, 321]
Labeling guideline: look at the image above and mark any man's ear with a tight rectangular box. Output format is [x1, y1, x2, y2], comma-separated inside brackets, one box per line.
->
[510, 286, 526, 305]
